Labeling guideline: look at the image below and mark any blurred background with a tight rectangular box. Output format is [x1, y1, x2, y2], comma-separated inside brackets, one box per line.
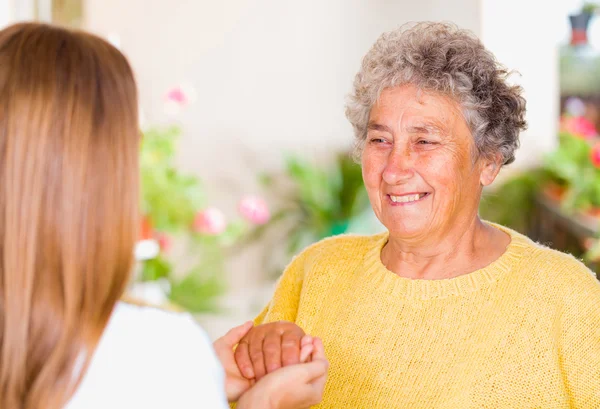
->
[2, 0, 600, 338]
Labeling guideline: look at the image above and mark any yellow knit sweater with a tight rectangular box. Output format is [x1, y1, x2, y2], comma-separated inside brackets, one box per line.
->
[251, 224, 600, 408]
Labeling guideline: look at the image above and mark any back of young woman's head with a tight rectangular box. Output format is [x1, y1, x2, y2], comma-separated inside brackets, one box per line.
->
[0, 22, 139, 409]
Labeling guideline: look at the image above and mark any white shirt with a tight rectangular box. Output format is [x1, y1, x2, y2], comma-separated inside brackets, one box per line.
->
[65, 302, 229, 409]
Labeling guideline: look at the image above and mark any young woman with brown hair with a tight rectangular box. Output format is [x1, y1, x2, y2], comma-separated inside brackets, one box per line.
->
[0, 22, 327, 409]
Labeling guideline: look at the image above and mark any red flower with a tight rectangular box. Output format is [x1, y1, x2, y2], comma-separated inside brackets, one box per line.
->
[140, 216, 153, 240]
[591, 143, 600, 168]
[561, 116, 598, 139]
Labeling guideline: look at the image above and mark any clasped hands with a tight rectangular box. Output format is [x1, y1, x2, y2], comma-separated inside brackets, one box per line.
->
[213, 321, 328, 409]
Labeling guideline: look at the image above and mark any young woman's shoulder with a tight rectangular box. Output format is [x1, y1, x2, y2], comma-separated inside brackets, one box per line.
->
[65, 302, 229, 409]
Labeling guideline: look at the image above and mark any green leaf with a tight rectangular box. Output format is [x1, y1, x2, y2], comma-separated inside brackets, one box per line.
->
[220, 220, 248, 245]
[253, 151, 373, 264]
[585, 238, 600, 262]
[140, 257, 172, 281]
[140, 125, 206, 232]
[169, 269, 226, 313]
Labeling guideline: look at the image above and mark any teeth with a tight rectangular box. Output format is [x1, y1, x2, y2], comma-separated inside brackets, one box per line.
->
[390, 194, 422, 203]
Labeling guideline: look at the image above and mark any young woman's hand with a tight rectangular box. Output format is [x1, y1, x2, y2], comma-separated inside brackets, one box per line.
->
[213, 321, 255, 402]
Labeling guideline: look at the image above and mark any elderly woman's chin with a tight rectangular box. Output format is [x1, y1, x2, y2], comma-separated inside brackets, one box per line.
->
[375, 206, 440, 241]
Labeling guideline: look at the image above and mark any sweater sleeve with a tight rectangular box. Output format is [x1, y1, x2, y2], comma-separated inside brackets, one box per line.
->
[229, 252, 308, 409]
[254, 250, 308, 325]
[560, 275, 600, 408]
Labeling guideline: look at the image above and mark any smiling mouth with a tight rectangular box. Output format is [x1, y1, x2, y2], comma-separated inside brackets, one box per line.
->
[388, 192, 430, 204]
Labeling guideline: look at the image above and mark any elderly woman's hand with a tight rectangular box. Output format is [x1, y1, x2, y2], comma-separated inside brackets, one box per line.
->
[234, 321, 309, 381]
[237, 337, 328, 409]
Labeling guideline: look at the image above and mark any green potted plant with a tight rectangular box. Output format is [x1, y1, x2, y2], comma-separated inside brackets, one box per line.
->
[246, 152, 381, 277]
[480, 113, 600, 265]
[132, 86, 269, 312]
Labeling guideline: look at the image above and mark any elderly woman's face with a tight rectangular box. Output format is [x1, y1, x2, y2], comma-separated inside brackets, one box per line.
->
[362, 84, 498, 240]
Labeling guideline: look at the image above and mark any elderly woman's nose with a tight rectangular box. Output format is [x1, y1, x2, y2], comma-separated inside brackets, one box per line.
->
[382, 150, 415, 184]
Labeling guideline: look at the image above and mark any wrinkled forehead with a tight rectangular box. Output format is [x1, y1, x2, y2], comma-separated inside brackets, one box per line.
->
[369, 85, 467, 133]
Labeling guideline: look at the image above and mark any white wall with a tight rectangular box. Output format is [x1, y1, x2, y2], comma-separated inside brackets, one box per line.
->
[480, 1, 564, 171]
[84, 0, 480, 289]
[85, 0, 480, 190]
[0, 0, 10, 28]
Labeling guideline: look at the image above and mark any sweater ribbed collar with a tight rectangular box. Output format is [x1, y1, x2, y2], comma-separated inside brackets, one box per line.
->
[360, 223, 532, 300]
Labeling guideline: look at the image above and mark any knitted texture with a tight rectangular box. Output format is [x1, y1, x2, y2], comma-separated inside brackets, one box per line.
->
[252, 224, 600, 408]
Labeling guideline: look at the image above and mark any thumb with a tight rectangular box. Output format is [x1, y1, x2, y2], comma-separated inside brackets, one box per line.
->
[214, 321, 253, 349]
[295, 358, 328, 382]
[302, 337, 328, 381]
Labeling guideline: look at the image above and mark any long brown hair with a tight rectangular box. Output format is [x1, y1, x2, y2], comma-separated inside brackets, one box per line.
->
[0, 23, 139, 409]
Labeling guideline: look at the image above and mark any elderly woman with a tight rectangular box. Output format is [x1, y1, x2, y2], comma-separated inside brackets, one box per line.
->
[232, 22, 600, 408]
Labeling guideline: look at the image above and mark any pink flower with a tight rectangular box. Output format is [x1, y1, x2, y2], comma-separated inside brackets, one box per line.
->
[163, 84, 197, 117]
[165, 87, 188, 105]
[561, 116, 598, 139]
[238, 196, 270, 225]
[193, 207, 227, 235]
[156, 233, 171, 253]
[591, 143, 600, 168]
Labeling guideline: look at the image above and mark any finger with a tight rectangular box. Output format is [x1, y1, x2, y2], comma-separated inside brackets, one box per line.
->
[296, 359, 329, 382]
[300, 334, 313, 347]
[299, 343, 314, 363]
[215, 321, 254, 349]
[234, 340, 255, 379]
[308, 338, 328, 392]
[281, 330, 302, 366]
[310, 337, 326, 363]
[300, 335, 313, 363]
[249, 334, 267, 381]
[263, 331, 283, 374]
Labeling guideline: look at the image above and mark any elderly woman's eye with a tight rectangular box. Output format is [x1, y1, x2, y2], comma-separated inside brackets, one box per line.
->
[417, 139, 434, 145]
[369, 137, 387, 144]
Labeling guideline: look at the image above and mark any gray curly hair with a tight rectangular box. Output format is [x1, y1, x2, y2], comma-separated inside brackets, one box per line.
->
[346, 22, 527, 165]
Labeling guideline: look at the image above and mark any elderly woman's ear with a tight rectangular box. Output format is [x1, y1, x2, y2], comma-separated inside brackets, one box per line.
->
[479, 153, 503, 187]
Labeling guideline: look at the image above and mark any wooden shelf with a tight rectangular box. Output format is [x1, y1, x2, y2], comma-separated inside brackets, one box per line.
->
[535, 194, 599, 237]
[531, 193, 599, 278]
